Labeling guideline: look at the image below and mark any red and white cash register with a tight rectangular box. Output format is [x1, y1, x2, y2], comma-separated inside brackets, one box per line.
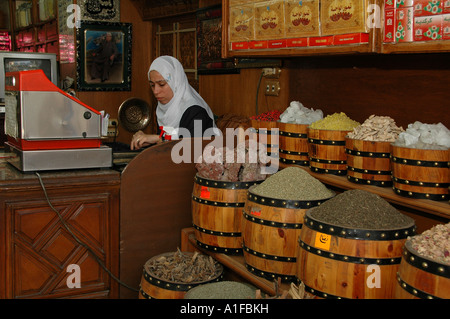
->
[4, 69, 111, 171]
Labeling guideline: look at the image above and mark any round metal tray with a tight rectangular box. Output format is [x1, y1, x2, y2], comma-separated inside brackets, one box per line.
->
[118, 97, 151, 132]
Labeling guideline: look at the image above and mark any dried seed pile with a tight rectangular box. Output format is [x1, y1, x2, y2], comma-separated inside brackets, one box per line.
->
[309, 189, 414, 229]
[409, 223, 450, 265]
[146, 250, 222, 283]
[309, 112, 360, 131]
[347, 115, 404, 142]
[250, 110, 282, 121]
[185, 281, 256, 299]
[250, 166, 334, 200]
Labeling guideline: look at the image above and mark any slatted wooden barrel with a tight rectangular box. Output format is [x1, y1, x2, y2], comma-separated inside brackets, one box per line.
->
[308, 128, 352, 176]
[139, 252, 224, 299]
[250, 119, 279, 159]
[192, 175, 263, 254]
[242, 188, 334, 282]
[391, 145, 449, 201]
[297, 210, 416, 299]
[345, 138, 393, 187]
[278, 122, 309, 167]
[395, 240, 450, 299]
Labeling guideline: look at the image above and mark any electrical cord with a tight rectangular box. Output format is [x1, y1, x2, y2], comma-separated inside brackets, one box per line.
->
[255, 70, 264, 116]
[35, 172, 139, 293]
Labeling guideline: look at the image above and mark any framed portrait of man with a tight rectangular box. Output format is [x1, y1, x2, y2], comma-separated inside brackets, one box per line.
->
[76, 21, 131, 91]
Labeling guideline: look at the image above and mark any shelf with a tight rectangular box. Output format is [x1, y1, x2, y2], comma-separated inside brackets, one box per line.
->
[221, 0, 382, 59]
[225, 41, 377, 58]
[221, 0, 450, 58]
[279, 163, 449, 220]
[381, 41, 450, 54]
[10, 0, 60, 57]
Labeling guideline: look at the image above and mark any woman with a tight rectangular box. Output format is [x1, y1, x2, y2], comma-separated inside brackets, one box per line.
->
[130, 56, 216, 150]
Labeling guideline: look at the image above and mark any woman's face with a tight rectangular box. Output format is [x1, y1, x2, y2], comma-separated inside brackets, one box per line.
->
[149, 70, 174, 105]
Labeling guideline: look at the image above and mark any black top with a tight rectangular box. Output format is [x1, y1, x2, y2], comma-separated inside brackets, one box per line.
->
[158, 105, 214, 139]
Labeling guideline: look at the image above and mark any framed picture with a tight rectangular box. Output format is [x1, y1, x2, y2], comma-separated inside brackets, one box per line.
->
[196, 5, 239, 75]
[80, 0, 121, 22]
[76, 21, 132, 91]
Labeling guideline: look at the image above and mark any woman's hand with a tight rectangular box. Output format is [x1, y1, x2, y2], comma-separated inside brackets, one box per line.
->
[130, 131, 161, 150]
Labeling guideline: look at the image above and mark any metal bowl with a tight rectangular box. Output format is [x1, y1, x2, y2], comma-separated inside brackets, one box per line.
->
[118, 97, 151, 132]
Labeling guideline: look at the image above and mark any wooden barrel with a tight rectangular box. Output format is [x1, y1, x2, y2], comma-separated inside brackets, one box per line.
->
[250, 119, 279, 159]
[391, 145, 449, 201]
[297, 210, 416, 299]
[192, 174, 262, 254]
[278, 122, 309, 167]
[395, 240, 450, 299]
[242, 188, 334, 282]
[345, 138, 393, 187]
[139, 252, 224, 299]
[308, 128, 352, 176]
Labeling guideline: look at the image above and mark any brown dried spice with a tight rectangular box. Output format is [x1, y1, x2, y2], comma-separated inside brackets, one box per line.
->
[146, 249, 222, 283]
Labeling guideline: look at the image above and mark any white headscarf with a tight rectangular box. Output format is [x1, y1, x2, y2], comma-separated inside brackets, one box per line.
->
[148, 56, 215, 135]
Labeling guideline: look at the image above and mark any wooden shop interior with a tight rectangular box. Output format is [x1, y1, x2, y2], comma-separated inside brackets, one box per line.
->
[0, 0, 448, 300]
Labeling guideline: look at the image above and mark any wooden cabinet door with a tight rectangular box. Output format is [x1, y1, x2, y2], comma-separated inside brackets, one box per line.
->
[4, 192, 117, 299]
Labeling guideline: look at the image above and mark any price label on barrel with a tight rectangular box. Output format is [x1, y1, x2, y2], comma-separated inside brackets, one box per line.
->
[200, 186, 210, 199]
[250, 207, 261, 216]
[314, 232, 331, 251]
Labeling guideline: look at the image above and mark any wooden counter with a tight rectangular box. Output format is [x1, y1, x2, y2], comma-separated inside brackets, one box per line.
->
[0, 162, 120, 299]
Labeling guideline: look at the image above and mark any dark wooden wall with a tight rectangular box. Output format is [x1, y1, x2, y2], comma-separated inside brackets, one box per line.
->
[285, 53, 450, 129]
[200, 53, 449, 130]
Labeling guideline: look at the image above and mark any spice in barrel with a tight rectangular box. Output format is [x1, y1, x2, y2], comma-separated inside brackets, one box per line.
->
[147, 250, 222, 283]
[299, 189, 415, 299]
[308, 113, 360, 176]
[391, 121, 449, 201]
[394, 222, 450, 299]
[347, 115, 403, 142]
[393, 121, 450, 150]
[279, 101, 323, 124]
[308, 189, 414, 229]
[409, 222, 450, 265]
[250, 110, 282, 121]
[345, 115, 404, 187]
[195, 143, 268, 182]
[250, 166, 335, 200]
[278, 102, 323, 167]
[185, 281, 257, 299]
[309, 112, 360, 130]
[242, 166, 334, 281]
